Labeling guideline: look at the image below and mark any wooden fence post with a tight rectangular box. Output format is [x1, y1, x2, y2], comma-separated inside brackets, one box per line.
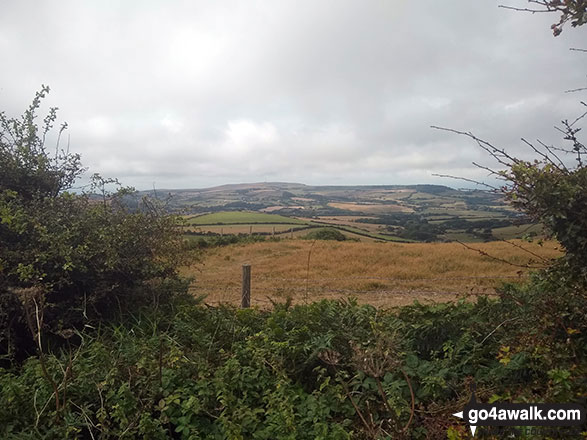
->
[241, 264, 251, 308]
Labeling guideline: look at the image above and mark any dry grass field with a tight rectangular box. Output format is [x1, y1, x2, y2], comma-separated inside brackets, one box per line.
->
[184, 239, 562, 308]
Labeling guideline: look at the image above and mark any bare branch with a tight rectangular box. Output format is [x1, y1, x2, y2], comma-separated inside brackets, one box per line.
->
[520, 137, 565, 171]
[455, 240, 545, 269]
[498, 5, 552, 13]
[431, 125, 519, 167]
[401, 370, 415, 433]
[471, 162, 505, 178]
[570, 109, 587, 127]
[480, 317, 521, 345]
[431, 173, 499, 190]
[498, 237, 552, 263]
[536, 139, 567, 170]
[565, 86, 587, 93]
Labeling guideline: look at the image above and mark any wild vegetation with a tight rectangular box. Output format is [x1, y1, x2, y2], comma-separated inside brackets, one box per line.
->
[1, 6, 586, 437]
[1, 281, 584, 438]
[0, 87, 191, 362]
[2, 97, 586, 439]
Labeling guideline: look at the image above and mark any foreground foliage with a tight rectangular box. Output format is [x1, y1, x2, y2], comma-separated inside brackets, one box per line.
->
[0, 87, 189, 361]
[0, 278, 584, 439]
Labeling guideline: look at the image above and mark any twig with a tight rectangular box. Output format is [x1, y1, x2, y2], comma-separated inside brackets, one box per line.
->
[565, 86, 587, 93]
[431, 173, 498, 190]
[35, 390, 55, 428]
[344, 381, 375, 437]
[305, 240, 317, 304]
[33, 298, 61, 417]
[431, 125, 519, 167]
[536, 139, 567, 169]
[375, 376, 401, 431]
[569, 109, 587, 127]
[497, 237, 551, 263]
[521, 138, 565, 171]
[480, 317, 520, 345]
[455, 240, 544, 269]
[498, 5, 552, 13]
[61, 348, 73, 410]
[471, 162, 504, 178]
[401, 370, 415, 433]
[158, 338, 164, 390]
[70, 401, 98, 440]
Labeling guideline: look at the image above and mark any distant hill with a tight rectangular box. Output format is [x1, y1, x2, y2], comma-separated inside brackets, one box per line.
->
[140, 182, 509, 217]
[145, 182, 536, 242]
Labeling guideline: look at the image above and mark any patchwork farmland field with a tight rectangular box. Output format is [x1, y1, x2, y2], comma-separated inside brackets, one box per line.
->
[187, 211, 306, 225]
[156, 182, 540, 243]
[183, 210, 415, 242]
[190, 224, 308, 235]
[327, 202, 413, 214]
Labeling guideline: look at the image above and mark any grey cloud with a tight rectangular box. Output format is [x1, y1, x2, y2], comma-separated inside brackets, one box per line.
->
[1, 0, 585, 189]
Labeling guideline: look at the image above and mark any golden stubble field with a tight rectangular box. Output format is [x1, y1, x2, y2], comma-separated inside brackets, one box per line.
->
[183, 240, 562, 308]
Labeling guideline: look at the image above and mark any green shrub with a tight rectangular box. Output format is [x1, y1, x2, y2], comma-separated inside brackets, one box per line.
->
[0, 290, 583, 439]
[0, 87, 190, 361]
[304, 228, 347, 241]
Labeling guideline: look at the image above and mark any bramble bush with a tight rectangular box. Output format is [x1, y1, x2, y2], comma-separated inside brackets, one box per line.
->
[0, 292, 583, 439]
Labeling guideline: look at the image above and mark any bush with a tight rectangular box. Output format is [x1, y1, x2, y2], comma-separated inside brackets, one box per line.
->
[0, 290, 583, 439]
[0, 87, 190, 361]
[303, 227, 347, 241]
[184, 233, 268, 249]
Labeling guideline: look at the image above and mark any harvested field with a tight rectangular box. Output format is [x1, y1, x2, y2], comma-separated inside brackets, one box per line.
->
[184, 239, 561, 309]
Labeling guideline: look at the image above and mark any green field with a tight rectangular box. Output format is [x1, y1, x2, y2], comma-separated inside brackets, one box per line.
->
[184, 211, 415, 243]
[187, 211, 307, 225]
[183, 206, 537, 243]
[191, 224, 308, 234]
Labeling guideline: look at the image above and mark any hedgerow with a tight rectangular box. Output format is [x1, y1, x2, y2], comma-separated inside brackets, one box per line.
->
[0, 288, 584, 439]
[0, 87, 191, 362]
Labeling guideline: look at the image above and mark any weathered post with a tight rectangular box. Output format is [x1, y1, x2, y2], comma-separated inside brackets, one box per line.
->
[249, 225, 253, 235]
[241, 264, 251, 308]
[290, 227, 293, 239]
[272, 226, 275, 237]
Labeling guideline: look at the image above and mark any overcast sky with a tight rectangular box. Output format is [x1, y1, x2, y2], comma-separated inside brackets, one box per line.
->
[1, 1, 585, 190]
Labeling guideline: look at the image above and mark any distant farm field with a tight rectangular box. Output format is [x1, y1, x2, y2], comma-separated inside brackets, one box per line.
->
[191, 224, 308, 235]
[184, 211, 414, 242]
[327, 202, 413, 213]
[185, 239, 561, 308]
[187, 211, 306, 225]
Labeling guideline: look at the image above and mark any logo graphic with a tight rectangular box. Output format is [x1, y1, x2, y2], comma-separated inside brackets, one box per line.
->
[453, 384, 586, 437]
